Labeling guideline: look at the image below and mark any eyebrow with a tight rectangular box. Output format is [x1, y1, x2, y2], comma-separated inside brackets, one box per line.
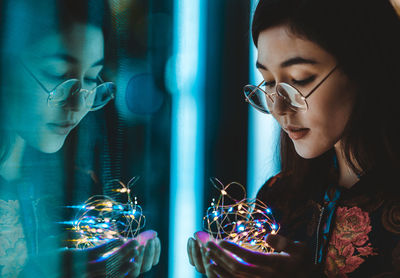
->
[44, 53, 78, 64]
[256, 56, 318, 70]
[43, 54, 104, 67]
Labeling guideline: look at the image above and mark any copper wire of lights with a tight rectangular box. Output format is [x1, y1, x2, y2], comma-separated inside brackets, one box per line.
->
[203, 178, 279, 253]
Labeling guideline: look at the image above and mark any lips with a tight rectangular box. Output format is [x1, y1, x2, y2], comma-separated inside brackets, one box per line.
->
[283, 125, 310, 140]
[47, 121, 78, 135]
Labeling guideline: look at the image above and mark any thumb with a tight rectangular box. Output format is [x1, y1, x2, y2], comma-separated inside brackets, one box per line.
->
[137, 230, 158, 245]
[266, 234, 303, 255]
[194, 231, 211, 246]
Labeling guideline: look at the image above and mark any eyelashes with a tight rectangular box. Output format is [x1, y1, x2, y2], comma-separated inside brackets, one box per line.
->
[292, 75, 316, 86]
[40, 70, 99, 85]
[262, 75, 317, 89]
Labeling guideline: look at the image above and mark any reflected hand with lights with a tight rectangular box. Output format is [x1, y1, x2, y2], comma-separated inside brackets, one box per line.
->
[65, 230, 161, 278]
[62, 178, 161, 277]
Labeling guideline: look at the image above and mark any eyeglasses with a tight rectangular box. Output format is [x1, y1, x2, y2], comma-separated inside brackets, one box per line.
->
[21, 62, 116, 111]
[243, 66, 338, 114]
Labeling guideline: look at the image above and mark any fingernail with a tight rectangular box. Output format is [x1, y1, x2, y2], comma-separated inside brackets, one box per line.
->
[206, 241, 215, 249]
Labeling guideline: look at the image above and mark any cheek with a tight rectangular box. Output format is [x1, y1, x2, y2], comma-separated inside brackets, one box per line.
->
[294, 82, 356, 158]
[6, 79, 48, 130]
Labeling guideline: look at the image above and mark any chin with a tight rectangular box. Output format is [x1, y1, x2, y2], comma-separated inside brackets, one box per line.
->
[293, 143, 326, 159]
[35, 136, 67, 153]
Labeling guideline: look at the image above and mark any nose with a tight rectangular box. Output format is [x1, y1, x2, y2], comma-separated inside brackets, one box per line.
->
[62, 89, 90, 112]
[271, 94, 295, 116]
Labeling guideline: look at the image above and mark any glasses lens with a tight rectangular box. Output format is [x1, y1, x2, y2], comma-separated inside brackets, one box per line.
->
[276, 83, 307, 111]
[48, 79, 81, 106]
[89, 82, 116, 110]
[243, 85, 273, 113]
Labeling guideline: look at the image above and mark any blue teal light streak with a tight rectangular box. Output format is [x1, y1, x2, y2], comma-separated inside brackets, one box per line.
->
[168, 0, 206, 277]
[247, 0, 280, 199]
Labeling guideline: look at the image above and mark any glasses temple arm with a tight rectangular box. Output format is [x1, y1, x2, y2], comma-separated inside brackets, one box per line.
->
[20, 60, 51, 94]
[303, 65, 338, 99]
[247, 80, 265, 98]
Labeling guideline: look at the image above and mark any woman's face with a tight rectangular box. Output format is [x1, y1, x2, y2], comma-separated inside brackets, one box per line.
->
[256, 25, 357, 158]
[3, 24, 104, 153]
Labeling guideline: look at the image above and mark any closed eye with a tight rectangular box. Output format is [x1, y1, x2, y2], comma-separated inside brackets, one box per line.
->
[292, 75, 316, 86]
[262, 81, 276, 89]
[84, 77, 98, 84]
[84, 77, 99, 88]
[41, 70, 74, 81]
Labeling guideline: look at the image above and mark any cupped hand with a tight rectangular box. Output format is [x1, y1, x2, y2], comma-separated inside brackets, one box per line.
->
[188, 232, 316, 278]
[187, 231, 221, 278]
[68, 229, 161, 278]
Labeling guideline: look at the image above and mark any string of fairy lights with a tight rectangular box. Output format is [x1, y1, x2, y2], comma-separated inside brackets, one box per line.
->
[203, 178, 279, 253]
[61, 177, 146, 249]
[61, 176, 279, 254]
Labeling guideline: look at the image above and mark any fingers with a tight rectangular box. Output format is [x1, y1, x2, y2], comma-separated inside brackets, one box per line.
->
[189, 237, 206, 274]
[121, 235, 162, 277]
[137, 230, 157, 245]
[153, 237, 161, 266]
[141, 238, 156, 273]
[206, 241, 275, 277]
[220, 239, 294, 271]
[218, 240, 261, 263]
[201, 246, 219, 278]
[187, 238, 196, 266]
[207, 263, 232, 278]
[88, 239, 139, 264]
[195, 231, 211, 244]
[86, 239, 140, 277]
[205, 241, 253, 275]
[266, 234, 306, 255]
[116, 246, 143, 277]
[129, 245, 145, 278]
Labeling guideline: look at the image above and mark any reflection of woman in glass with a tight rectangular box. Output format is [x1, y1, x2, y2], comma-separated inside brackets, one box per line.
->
[0, 0, 160, 277]
[188, 0, 400, 277]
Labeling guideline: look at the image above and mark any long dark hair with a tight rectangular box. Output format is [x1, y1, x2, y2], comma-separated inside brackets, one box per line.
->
[252, 0, 400, 190]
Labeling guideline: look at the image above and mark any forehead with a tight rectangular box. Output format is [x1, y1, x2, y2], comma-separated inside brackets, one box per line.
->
[256, 25, 334, 69]
[23, 24, 104, 67]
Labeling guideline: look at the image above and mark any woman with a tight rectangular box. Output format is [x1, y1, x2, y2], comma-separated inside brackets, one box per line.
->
[188, 0, 400, 277]
[0, 0, 160, 277]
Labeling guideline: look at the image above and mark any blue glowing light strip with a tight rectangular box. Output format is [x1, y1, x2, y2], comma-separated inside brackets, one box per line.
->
[247, 0, 281, 199]
[168, 0, 206, 277]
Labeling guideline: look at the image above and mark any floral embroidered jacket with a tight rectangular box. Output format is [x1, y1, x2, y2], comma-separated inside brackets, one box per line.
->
[256, 169, 400, 278]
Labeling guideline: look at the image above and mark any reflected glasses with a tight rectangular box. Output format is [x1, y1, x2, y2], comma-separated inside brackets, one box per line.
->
[21, 62, 116, 111]
[243, 66, 337, 114]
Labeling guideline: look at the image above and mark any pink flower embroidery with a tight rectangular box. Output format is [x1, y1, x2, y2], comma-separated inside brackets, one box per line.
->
[0, 199, 27, 277]
[325, 206, 377, 277]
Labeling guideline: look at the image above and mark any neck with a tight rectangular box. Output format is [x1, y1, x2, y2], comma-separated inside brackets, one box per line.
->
[334, 141, 360, 189]
[0, 134, 27, 182]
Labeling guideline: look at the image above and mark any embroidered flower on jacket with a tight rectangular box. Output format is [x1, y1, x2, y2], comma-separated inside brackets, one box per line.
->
[325, 206, 377, 277]
[0, 199, 28, 277]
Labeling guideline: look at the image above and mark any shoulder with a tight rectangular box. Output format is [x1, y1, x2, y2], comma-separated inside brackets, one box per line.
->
[256, 172, 292, 203]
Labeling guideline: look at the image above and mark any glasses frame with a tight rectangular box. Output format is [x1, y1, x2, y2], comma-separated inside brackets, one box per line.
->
[244, 65, 338, 114]
[20, 61, 115, 111]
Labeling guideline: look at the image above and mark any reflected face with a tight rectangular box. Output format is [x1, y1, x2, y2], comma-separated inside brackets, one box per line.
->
[4, 24, 104, 153]
[256, 25, 357, 158]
